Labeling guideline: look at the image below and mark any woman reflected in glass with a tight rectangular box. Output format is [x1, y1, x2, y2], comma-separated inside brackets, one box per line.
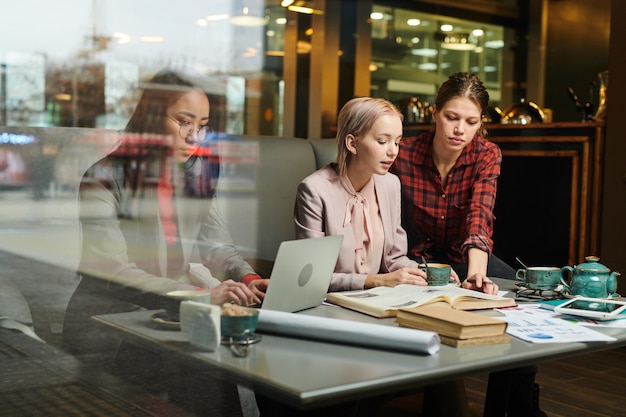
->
[63, 69, 268, 356]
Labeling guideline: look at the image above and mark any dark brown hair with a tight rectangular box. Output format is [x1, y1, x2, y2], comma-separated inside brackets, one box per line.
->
[435, 72, 489, 137]
[125, 70, 207, 134]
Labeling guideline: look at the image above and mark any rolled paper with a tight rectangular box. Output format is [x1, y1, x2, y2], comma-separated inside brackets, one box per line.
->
[257, 309, 440, 355]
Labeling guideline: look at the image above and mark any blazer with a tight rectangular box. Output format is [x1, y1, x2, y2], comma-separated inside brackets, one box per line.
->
[63, 152, 254, 354]
[294, 164, 418, 291]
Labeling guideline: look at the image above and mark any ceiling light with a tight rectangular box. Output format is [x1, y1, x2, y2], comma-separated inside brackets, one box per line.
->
[417, 62, 437, 71]
[370, 12, 384, 20]
[55, 93, 72, 101]
[139, 36, 164, 43]
[280, 0, 294, 6]
[297, 40, 312, 54]
[284, 1, 322, 15]
[411, 48, 438, 57]
[113, 32, 131, 44]
[230, 5, 268, 26]
[440, 24, 453, 32]
[484, 39, 504, 49]
[205, 14, 229, 21]
[441, 32, 477, 51]
[407, 18, 421, 26]
[230, 15, 268, 26]
[287, 5, 315, 14]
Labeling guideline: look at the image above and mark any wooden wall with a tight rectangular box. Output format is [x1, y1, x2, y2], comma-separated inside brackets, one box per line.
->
[600, 0, 626, 285]
[543, 0, 610, 123]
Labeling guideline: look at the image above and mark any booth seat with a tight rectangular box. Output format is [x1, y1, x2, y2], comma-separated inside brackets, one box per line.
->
[221, 136, 337, 266]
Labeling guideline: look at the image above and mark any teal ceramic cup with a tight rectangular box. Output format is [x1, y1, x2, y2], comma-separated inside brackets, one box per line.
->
[515, 267, 564, 290]
[420, 263, 452, 286]
[221, 307, 259, 340]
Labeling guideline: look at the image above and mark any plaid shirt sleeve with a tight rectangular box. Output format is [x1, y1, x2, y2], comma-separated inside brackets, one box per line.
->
[459, 137, 501, 261]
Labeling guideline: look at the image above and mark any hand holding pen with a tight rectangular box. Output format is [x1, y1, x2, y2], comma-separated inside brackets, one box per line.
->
[462, 273, 499, 295]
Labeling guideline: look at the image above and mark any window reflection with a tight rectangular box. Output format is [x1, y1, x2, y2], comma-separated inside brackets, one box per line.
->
[0, 0, 285, 135]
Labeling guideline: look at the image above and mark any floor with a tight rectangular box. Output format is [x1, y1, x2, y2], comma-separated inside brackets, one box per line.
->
[378, 346, 626, 417]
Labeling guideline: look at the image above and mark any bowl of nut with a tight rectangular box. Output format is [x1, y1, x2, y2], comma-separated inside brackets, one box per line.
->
[220, 303, 260, 341]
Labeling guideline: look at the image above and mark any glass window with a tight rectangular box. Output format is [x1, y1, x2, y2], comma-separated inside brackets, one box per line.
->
[0, 2, 299, 416]
[370, 5, 509, 121]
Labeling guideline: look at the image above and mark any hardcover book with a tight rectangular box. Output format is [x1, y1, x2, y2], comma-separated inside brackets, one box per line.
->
[395, 304, 509, 340]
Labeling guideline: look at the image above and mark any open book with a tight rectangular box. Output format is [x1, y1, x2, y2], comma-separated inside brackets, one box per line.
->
[325, 284, 516, 318]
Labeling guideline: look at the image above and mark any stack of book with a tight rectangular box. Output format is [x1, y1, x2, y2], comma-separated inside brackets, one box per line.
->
[395, 305, 511, 347]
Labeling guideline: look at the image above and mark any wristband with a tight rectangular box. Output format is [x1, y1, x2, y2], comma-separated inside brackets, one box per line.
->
[242, 274, 262, 286]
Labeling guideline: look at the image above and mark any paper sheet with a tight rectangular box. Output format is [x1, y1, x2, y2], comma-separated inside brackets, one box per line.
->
[257, 309, 440, 355]
[495, 304, 617, 343]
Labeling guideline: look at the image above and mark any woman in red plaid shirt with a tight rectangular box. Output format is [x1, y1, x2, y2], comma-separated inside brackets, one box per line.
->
[393, 73, 546, 417]
[392, 72, 516, 295]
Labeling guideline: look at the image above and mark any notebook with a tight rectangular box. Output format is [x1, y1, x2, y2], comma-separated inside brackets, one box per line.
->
[261, 235, 343, 313]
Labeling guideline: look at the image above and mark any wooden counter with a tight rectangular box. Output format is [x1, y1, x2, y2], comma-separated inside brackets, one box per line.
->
[404, 122, 605, 267]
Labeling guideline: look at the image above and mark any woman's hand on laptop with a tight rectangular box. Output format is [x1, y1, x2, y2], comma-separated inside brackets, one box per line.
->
[365, 268, 428, 288]
[210, 280, 261, 306]
[248, 278, 269, 304]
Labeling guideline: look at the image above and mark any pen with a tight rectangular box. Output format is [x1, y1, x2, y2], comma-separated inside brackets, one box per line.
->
[465, 279, 494, 284]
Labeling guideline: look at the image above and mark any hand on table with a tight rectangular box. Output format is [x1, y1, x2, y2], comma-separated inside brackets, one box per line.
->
[462, 273, 499, 295]
[366, 268, 428, 288]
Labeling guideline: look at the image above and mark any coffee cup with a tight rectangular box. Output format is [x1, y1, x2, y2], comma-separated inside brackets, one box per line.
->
[221, 305, 260, 340]
[164, 290, 212, 321]
[515, 267, 564, 290]
[179, 300, 220, 333]
[420, 263, 452, 286]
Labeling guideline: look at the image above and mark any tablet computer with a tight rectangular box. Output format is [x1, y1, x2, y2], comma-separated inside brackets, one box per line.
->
[554, 297, 626, 320]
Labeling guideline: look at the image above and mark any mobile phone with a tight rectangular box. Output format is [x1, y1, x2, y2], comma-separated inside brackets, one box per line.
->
[554, 297, 626, 320]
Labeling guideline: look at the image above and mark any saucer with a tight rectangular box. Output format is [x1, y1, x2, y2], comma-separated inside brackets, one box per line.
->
[149, 311, 181, 331]
[221, 332, 262, 346]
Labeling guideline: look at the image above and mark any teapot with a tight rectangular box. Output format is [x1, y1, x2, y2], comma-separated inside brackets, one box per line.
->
[560, 256, 620, 298]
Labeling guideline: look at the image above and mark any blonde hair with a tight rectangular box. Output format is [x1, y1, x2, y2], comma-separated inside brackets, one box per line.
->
[334, 97, 403, 178]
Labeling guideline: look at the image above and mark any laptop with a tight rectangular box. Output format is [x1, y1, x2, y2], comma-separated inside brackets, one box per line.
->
[261, 235, 343, 313]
